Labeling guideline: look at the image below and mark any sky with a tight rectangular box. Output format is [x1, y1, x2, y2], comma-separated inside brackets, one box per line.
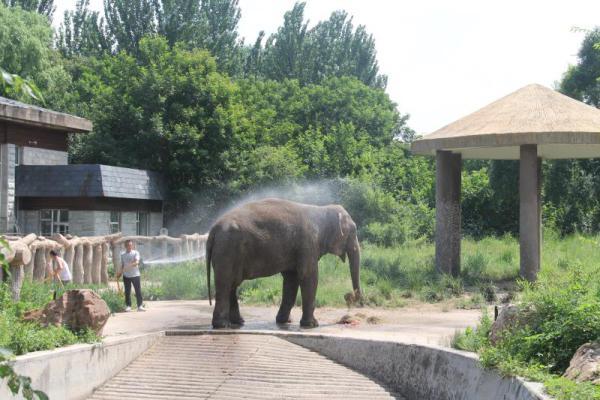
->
[53, 0, 600, 134]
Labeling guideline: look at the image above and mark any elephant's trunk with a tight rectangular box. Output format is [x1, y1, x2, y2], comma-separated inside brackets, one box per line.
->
[347, 235, 361, 297]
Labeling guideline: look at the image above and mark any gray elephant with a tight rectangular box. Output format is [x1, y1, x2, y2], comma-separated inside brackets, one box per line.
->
[206, 198, 361, 329]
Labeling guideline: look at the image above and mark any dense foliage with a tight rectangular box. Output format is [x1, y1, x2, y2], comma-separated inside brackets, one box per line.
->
[453, 234, 600, 399]
[3, 2, 600, 240]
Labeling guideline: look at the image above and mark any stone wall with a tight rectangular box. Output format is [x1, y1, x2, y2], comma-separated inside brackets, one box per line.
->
[21, 147, 68, 166]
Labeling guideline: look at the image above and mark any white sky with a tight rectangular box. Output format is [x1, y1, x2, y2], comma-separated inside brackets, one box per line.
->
[53, 0, 600, 134]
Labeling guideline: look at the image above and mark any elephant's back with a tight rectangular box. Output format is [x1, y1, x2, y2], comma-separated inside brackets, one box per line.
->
[210, 199, 316, 251]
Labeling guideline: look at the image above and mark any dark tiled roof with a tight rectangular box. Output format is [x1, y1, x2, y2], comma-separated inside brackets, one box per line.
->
[0, 96, 92, 132]
[16, 165, 164, 200]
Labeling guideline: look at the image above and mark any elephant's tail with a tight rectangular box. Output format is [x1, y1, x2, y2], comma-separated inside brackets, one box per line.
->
[206, 229, 214, 306]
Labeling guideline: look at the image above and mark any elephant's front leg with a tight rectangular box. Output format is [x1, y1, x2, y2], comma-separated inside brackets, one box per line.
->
[229, 286, 244, 326]
[276, 271, 299, 324]
[299, 267, 319, 328]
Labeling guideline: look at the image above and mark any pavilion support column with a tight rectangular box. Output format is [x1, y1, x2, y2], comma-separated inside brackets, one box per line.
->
[435, 150, 462, 276]
[519, 144, 542, 282]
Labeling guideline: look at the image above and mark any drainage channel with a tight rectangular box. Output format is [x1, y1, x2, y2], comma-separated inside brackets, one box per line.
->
[88, 333, 403, 400]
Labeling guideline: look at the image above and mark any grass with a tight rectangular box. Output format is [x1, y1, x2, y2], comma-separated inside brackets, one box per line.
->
[139, 235, 521, 307]
[0, 281, 99, 356]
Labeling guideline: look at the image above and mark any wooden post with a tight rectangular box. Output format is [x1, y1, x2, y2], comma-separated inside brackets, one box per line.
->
[33, 248, 46, 281]
[101, 242, 109, 284]
[72, 244, 84, 284]
[92, 244, 102, 284]
[520, 145, 542, 282]
[24, 247, 35, 281]
[112, 243, 122, 277]
[10, 265, 24, 301]
[83, 242, 93, 284]
[435, 150, 462, 276]
[44, 247, 53, 279]
[64, 245, 75, 276]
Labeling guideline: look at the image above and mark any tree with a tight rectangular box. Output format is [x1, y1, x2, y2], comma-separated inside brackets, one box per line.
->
[255, 2, 387, 88]
[104, 0, 157, 55]
[57, 0, 113, 58]
[0, 68, 44, 102]
[1, 0, 54, 19]
[260, 2, 309, 82]
[69, 37, 245, 217]
[560, 28, 600, 106]
[0, 3, 72, 109]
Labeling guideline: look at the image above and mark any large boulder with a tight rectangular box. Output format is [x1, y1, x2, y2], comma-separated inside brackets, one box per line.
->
[489, 304, 535, 344]
[564, 343, 600, 384]
[24, 289, 110, 335]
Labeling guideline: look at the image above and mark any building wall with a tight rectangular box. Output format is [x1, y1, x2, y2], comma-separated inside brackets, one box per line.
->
[0, 143, 17, 232]
[20, 210, 38, 235]
[70, 211, 110, 237]
[149, 212, 163, 235]
[4, 146, 68, 233]
[21, 147, 68, 166]
[120, 212, 137, 236]
[18, 209, 164, 237]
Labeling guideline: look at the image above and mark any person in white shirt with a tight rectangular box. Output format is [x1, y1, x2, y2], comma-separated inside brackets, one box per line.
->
[47, 250, 72, 285]
[116, 240, 145, 312]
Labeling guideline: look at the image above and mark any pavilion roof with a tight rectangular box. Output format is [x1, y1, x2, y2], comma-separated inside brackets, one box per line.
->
[411, 84, 600, 159]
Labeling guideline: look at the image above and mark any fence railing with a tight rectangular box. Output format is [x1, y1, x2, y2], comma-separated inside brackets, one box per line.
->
[1, 232, 207, 300]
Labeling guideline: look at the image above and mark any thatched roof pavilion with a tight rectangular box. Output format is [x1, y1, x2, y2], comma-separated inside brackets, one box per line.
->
[412, 84, 600, 281]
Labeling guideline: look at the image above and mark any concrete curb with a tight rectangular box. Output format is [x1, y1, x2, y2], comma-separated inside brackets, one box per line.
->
[1, 332, 163, 400]
[168, 329, 551, 400]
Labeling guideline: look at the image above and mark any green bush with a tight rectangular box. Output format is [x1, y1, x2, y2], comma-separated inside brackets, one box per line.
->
[452, 312, 492, 352]
[0, 282, 99, 356]
[99, 289, 126, 313]
[453, 251, 600, 399]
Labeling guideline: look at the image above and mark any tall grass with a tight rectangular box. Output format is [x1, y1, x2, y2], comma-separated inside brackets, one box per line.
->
[134, 234, 600, 310]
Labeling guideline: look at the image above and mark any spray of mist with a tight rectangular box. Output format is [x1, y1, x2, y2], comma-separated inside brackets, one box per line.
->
[143, 179, 351, 266]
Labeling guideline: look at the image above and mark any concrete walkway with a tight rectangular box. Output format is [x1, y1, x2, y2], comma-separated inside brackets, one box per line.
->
[103, 300, 483, 346]
[88, 334, 402, 400]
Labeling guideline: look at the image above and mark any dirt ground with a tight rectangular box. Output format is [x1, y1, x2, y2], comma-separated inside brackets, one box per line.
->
[102, 300, 484, 346]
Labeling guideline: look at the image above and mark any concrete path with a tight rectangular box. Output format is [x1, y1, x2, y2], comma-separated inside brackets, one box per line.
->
[88, 334, 402, 400]
[103, 300, 483, 346]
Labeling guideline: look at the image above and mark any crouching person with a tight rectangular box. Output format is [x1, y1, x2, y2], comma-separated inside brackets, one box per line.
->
[116, 239, 145, 312]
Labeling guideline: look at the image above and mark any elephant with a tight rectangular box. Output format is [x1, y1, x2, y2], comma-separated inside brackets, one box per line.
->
[206, 198, 361, 329]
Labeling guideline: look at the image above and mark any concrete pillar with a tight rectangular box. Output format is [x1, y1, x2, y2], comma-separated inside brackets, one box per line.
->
[435, 150, 462, 276]
[519, 145, 542, 282]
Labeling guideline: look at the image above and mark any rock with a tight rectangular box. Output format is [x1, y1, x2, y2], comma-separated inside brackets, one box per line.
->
[23, 289, 110, 335]
[564, 343, 600, 384]
[489, 304, 535, 345]
[336, 314, 361, 326]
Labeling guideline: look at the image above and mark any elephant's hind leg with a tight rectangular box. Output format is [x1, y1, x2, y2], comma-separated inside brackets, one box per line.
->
[229, 287, 244, 326]
[276, 271, 299, 324]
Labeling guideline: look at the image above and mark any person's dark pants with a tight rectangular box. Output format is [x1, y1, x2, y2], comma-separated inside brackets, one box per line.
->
[123, 276, 143, 307]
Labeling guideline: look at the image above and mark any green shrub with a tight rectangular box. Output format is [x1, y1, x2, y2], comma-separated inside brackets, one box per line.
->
[451, 312, 492, 352]
[99, 289, 125, 313]
[454, 253, 600, 400]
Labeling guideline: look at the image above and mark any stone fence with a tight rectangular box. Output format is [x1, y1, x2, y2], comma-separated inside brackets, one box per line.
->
[0, 232, 207, 301]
